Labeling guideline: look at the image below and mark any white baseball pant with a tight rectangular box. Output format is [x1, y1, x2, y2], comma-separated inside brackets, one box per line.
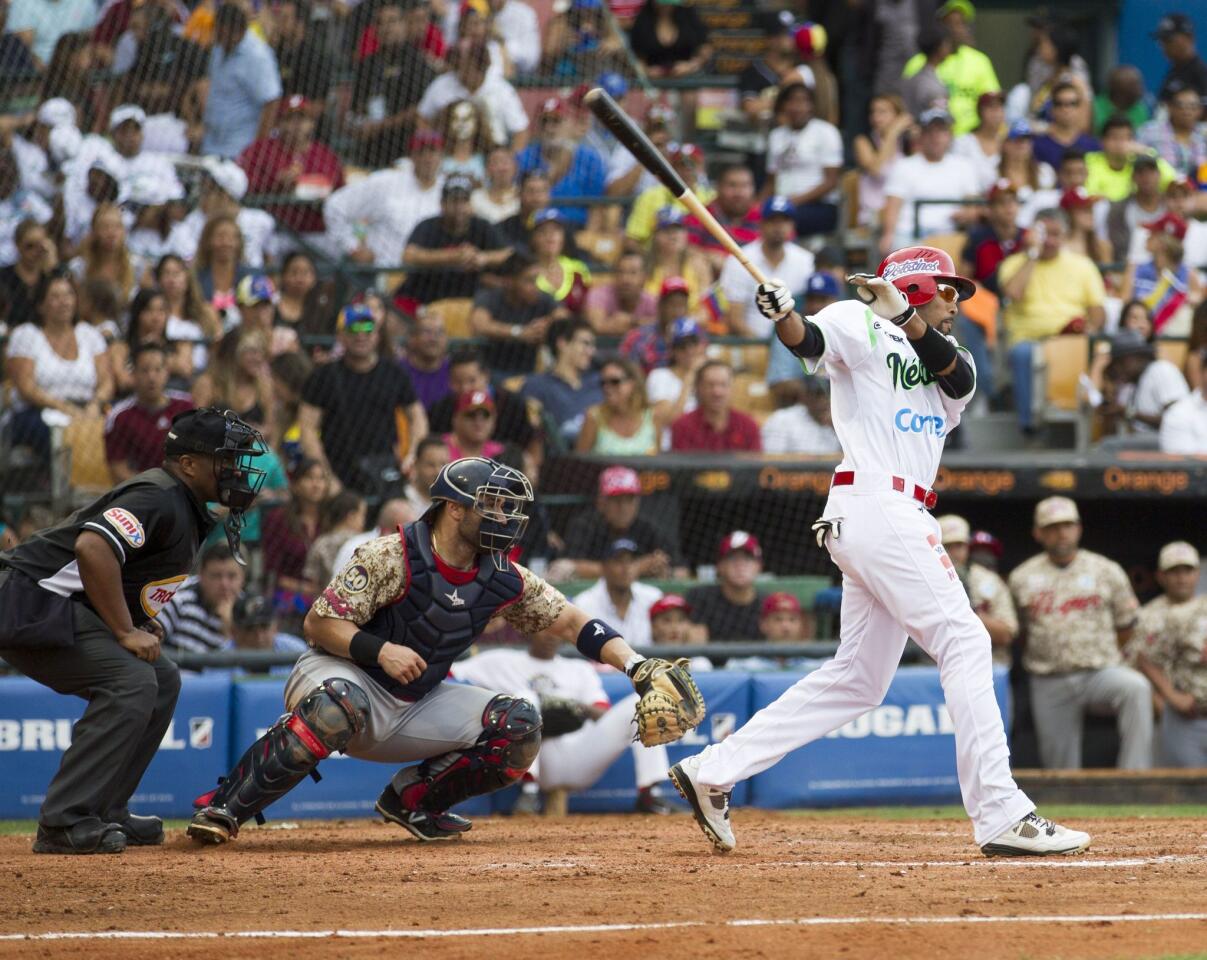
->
[694, 485, 1035, 846]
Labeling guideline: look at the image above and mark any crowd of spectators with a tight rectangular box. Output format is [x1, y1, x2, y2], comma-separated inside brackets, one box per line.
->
[0, 1, 1205, 772]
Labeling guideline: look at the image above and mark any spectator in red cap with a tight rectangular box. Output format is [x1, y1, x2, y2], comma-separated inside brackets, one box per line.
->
[238, 95, 345, 235]
[669, 360, 762, 453]
[686, 531, 766, 642]
[969, 530, 1004, 572]
[427, 347, 540, 456]
[650, 594, 692, 646]
[444, 389, 506, 460]
[620, 273, 690, 373]
[349, 0, 438, 167]
[1120, 216, 1204, 335]
[1060, 187, 1112, 266]
[515, 96, 606, 228]
[759, 592, 808, 642]
[558, 464, 684, 581]
[961, 180, 1025, 296]
[323, 130, 445, 266]
[585, 250, 656, 337]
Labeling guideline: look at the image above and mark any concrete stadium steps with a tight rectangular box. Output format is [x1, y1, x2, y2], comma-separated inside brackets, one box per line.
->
[1014, 768, 1207, 806]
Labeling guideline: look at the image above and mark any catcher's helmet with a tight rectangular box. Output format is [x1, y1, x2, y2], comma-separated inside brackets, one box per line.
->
[877, 245, 976, 306]
[428, 457, 533, 557]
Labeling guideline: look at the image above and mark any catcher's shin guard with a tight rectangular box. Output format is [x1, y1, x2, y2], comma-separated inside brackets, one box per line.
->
[396, 695, 541, 813]
[188, 679, 369, 842]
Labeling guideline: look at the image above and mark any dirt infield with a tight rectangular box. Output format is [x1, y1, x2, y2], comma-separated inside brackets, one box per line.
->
[2, 812, 1205, 960]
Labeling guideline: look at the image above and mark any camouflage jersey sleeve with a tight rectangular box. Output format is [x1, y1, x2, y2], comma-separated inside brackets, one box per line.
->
[310, 535, 406, 625]
[494, 562, 567, 634]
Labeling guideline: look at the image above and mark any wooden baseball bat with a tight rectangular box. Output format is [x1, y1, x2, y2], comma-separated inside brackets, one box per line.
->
[583, 88, 769, 286]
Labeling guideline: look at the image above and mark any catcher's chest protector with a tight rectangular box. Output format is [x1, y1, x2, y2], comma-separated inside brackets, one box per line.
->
[361, 521, 524, 700]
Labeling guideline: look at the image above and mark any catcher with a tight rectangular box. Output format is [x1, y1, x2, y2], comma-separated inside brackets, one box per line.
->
[188, 457, 704, 843]
[454, 630, 677, 814]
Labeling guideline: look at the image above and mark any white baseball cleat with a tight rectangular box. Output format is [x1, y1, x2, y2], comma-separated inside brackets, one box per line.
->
[668, 755, 736, 853]
[981, 812, 1091, 857]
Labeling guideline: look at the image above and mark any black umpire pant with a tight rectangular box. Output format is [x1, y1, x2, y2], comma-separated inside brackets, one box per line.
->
[0, 602, 180, 830]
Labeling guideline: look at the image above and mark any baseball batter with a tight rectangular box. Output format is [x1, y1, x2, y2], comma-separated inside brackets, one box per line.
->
[670, 246, 1090, 857]
[188, 457, 703, 844]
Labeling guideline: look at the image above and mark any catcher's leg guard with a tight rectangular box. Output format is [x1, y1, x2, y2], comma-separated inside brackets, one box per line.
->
[393, 695, 542, 814]
[187, 679, 370, 844]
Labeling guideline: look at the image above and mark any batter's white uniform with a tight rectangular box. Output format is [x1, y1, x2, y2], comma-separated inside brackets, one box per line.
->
[454, 649, 670, 791]
[692, 300, 1035, 846]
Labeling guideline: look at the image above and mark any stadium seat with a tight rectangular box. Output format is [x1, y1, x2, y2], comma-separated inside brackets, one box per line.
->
[734, 372, 775, 416]
[426, 298, 475, 339]
[1037, 335, 1092, 450]
[1156, 338, 1189, 373]
[62, 417, 112, 494]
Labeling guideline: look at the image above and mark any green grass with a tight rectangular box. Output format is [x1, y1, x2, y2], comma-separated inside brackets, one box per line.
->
[1, 804, 1203, 836]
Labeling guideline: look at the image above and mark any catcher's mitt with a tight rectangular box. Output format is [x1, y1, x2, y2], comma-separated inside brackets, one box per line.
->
[629, 657, 705, 746]
[539, 696, 591, 737]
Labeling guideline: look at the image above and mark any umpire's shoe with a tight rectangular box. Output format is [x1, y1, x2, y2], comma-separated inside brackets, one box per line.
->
[110, 814, 165, 846]
[33, 821, 127, 855]
[376, 785, 471, 842]
[187, 807, 238, 845]
[669, 755, 735, 853]
[981, 812, 1091, 857]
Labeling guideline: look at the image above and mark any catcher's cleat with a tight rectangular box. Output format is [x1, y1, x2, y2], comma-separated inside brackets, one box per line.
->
[635, 785, 676, 815]
[376, 785, 471, 841]
[32, 821, 126, 855]
[187, 807, 239, 845]
[109, 814, 164, 846]
[981, 812, 1091, 857]
[669, 755, 735, 853]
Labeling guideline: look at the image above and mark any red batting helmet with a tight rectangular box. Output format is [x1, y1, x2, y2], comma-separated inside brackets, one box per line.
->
[877, 246, 976, 307]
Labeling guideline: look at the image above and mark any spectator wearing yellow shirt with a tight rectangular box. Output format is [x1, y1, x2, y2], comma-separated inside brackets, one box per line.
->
[624, 143, 714, 246]
[998, 209, 1106, 432]
[901, 0, 1000, 136]
[1085, 117, 1177, 203]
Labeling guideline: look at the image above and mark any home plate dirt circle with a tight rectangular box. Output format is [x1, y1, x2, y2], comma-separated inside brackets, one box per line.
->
[2, 813, 1205, 960]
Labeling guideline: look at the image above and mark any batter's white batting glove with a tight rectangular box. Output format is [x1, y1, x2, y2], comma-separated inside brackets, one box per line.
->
[755, 279, 796, 324]
[847, 273, 914, 326]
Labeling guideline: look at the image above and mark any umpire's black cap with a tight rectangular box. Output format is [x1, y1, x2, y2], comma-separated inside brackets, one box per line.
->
[164, 408, 261, 459]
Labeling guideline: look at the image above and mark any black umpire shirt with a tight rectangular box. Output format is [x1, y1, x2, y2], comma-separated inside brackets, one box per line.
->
[0, 469, 213, 630]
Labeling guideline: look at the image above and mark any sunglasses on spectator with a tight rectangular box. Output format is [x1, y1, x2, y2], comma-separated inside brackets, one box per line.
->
[601, 376, 629, 387]
[1053, 99, 1081, 107]
[935, 283, 958, 303]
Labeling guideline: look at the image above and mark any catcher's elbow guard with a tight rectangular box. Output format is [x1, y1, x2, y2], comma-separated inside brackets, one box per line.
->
[576, 617, 621, 662]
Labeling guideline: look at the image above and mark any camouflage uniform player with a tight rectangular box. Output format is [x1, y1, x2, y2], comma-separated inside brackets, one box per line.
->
[1128, 542, 1207, 767]
[1008, 497, 1150, 770]
[938, 514, 1018, 667]
[188, 457, 702, 843]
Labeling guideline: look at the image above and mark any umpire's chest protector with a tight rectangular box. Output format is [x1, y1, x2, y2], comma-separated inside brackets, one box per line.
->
[361, 521, 524, 700]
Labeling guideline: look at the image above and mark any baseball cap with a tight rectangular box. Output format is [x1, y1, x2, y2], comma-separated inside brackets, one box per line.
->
[1153, 13, 1194, 39]
[646, 102, 676, 127]
[987, 178, 1018, 202]
[670, 315, 703, 344]
[455, 388, 495, 414]
[531, 207, 566, 229]
[336, 303, 376, 333]
[1034, 496, 1080, 528]
[1143, 211, 1188, 240]
[650, 594, 691, 620]
[938, 514, 971, 545]
[37, 98, 76, 129]
[970, 530, 1003, 558]
[279, 94, 309, 116]
[718, 530, 762, 561]
[659, 275, 690, 299]
[761, 195, 796, 220]
[603, 537, 639, 559]
[442, 173, 475, 198]
[597, 71, 628, 100]
[1158, 540, 1200, 571]
[109, 104, 146, 129]
[204, 158, 248, 201]
[655, 206, 687, 230]
[1006, 119, 1034, 140]
[761, 592, 801, 617]
[976, 91, 1004, 111]
[1166, 175, 1195, 196]
[804, 272, 841, 299]
[165, 407, 256, 459]
[410, 129, 445, 152]
[1133, 154, 1160, 173]
[669, 141, 704, 164]
[233, 592, 275, 627]
[540, 96, 567, 118]
[235, 274, 277, 307]
[1060, 186, 1097, 210]
[598, 464, 641, 497]
[1110, 328, 1156, 361]
[919, 107, 954, 128]
[937, 0, 975, 20]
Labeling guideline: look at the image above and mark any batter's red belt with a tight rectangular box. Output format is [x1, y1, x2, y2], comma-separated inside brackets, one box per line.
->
[831, 470, 939, 510]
